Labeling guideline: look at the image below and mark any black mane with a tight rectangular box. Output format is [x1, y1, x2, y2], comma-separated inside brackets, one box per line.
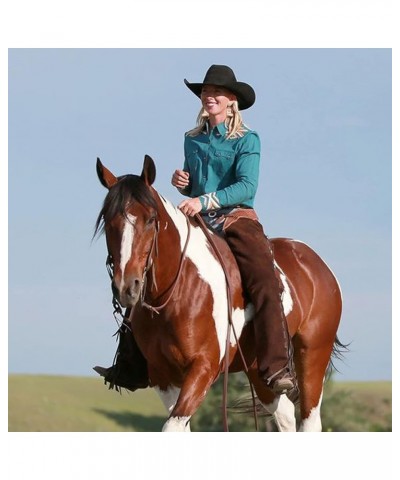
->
[93, 174, 158, 238]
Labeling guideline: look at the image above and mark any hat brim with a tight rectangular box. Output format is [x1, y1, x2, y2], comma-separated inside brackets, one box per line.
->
[184, 78, 255, 111]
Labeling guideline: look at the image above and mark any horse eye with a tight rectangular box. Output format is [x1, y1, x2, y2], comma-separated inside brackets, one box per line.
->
[147, 216, 156, 226]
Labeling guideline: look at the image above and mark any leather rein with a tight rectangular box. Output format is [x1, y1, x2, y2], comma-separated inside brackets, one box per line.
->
[140, 214, 191, 314]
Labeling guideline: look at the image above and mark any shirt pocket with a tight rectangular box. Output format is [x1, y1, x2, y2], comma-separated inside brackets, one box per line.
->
[211, 149, 235, 177]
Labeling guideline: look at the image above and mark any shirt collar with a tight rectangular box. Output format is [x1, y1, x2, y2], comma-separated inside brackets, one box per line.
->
[214, 121, 227, 136]
[203, 121, 227, 137]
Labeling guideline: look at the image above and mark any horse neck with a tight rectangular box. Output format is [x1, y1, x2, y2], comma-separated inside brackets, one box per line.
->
[147, 190, 190, 299]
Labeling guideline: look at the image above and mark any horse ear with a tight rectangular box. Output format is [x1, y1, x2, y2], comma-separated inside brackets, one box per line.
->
[141, 155, 156, 186]
[96, 157, 118, 189]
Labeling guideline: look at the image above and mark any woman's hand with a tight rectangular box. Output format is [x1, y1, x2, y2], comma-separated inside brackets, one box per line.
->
[171, 169, 190, 189]
[178, 197, 202, 217]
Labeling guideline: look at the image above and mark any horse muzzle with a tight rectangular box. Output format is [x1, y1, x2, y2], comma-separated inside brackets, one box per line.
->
[112, 277, 142, 308]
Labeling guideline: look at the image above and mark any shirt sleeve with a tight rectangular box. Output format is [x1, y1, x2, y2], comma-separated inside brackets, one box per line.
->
[199, 131, 260, 211]
[177, 135, 192, 197]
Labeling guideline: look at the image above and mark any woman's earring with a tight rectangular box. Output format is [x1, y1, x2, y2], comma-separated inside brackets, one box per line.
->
[227, 102, 234, 118]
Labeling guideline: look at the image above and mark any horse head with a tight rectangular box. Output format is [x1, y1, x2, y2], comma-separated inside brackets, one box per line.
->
[95, 155, 159, 308]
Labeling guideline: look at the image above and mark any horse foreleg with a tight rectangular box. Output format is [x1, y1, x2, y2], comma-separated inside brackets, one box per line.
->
[161, 359, 216, 432]
[162, 416, 191, 432]
[155, 385, 191, 432]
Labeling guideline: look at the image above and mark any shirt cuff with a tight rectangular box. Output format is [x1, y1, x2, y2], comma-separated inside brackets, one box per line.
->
[199, 192, 221, 211]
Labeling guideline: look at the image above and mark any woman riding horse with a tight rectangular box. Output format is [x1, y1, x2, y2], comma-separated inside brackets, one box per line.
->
[95, 65, 296, 396]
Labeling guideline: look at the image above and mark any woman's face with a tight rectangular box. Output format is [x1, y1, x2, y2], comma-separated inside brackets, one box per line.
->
[200, 85, 236, 119]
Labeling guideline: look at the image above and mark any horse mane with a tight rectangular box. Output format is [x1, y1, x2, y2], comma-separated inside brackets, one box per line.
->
[93, 174, 158, 238]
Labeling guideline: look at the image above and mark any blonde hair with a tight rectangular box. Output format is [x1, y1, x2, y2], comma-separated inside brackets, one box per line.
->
[186, 100, 248, 139]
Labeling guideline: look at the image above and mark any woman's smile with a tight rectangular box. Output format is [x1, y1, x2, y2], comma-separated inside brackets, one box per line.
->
[200, 85, 235, 125]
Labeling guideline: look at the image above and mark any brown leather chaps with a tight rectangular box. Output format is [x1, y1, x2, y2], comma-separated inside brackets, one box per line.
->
[224, 217, 293, 382]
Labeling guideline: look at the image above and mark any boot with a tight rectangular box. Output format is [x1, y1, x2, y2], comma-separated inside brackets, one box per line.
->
[93, 364, 148, 392]
[264, 367, 296, 395]
[94, 311, 149, 392]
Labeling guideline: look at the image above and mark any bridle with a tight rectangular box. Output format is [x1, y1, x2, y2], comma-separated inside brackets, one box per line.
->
[140, 214, 191, 314]
[106, 213, 191, 318]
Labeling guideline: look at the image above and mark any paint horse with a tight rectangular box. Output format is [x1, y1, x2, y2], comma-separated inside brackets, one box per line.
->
[94, 155, 343, 432]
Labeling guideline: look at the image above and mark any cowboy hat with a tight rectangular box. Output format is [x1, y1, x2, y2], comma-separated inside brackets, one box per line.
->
[184, 64, 256, 110]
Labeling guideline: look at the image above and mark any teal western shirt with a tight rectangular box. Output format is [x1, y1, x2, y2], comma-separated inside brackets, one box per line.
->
[181, 122, 261, 212]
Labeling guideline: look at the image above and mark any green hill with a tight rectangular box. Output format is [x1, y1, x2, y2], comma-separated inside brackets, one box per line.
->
[8, 374, 165, 432]
[8, 374, 391, 432]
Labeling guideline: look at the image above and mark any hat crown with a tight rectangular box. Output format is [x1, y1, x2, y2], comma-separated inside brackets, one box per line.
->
[202, 65, 237, 86]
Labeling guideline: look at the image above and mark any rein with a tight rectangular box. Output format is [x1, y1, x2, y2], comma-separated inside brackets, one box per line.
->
[140, 214, 191, 314]
[106, 254, 124, 320]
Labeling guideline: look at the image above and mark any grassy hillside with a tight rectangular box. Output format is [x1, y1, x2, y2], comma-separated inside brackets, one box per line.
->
[8, 375, 166, 432]
[8, 374, 391, 432]
[320, 380, 392, 432]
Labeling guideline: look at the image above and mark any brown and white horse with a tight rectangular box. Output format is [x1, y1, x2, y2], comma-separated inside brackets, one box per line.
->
[94, 155, 343, 432]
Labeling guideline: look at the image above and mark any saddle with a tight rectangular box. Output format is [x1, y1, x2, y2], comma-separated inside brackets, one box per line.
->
[195, 210, 285, 301]
[200, 206, 259, 233]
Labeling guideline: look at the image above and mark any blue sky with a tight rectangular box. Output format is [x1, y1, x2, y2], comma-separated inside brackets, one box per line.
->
[8, 48, 391, 382]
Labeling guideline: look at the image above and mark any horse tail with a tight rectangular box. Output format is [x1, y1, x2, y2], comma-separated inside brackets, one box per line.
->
[327, 335, 350, 378]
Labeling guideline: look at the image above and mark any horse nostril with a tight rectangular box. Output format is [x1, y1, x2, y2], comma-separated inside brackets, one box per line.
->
[125, 278, 141, 299]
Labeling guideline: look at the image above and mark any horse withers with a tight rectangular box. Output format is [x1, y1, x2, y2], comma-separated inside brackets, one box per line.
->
[94, 155, 343, 432]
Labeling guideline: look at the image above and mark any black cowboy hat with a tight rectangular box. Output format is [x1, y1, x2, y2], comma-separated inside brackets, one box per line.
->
[184, 64, 256, 110]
